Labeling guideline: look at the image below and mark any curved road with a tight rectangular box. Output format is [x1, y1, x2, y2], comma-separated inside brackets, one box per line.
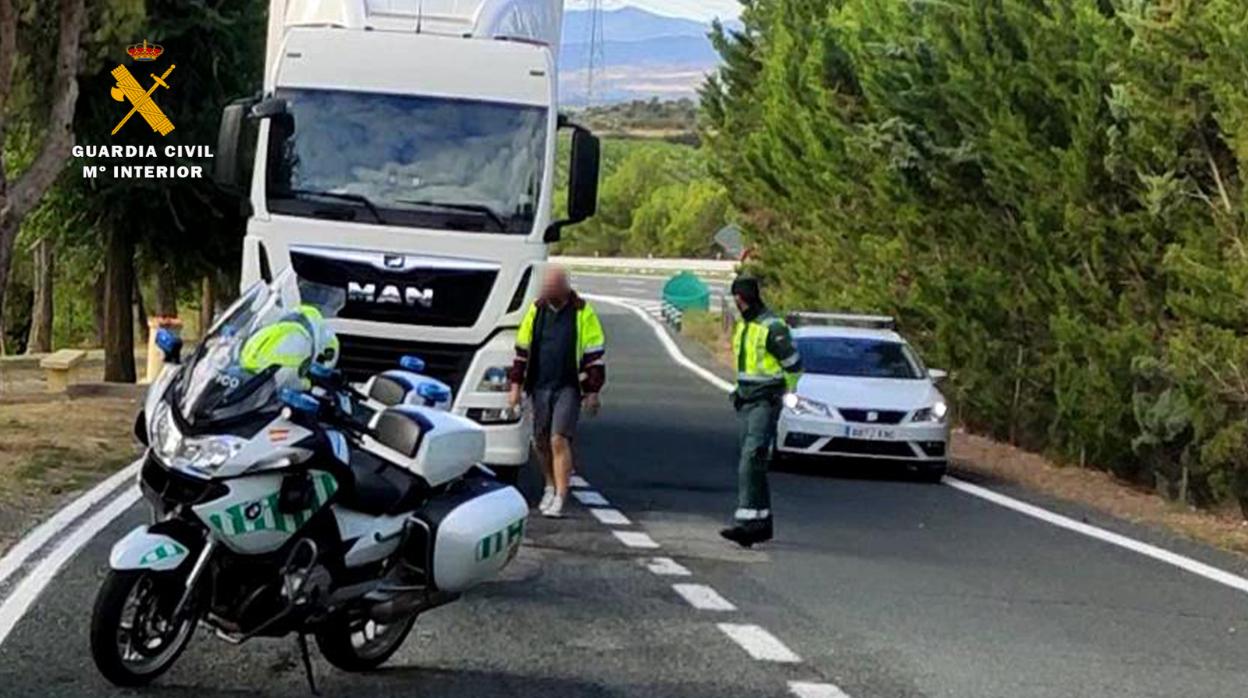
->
[1, 298, 1247, 696]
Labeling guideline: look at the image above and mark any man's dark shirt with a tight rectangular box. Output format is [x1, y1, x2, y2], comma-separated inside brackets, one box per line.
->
[532, 301, 579, 390]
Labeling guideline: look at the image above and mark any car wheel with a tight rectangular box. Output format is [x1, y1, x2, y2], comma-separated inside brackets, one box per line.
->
[915, 462, 947, 483]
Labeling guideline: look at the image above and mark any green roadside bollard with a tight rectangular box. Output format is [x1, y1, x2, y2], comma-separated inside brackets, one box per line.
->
[662, 271, 711, 314]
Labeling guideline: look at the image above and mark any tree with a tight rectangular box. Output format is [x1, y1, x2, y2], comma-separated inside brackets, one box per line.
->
[0, 0, 87, 352]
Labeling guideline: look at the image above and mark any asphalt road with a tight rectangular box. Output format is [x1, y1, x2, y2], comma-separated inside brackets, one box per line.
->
[573, 271, 729, 310]
[2, 298, 1247, 697]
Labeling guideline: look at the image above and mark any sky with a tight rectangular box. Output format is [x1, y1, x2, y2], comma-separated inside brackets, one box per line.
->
[564, 0, 741, 22]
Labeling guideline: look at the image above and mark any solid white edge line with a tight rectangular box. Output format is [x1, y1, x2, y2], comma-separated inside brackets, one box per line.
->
[717, 623, 802, 663]
[672, 583, 738, 611]
[0, 458, 141, 591]
[589, 508, 631, 526]
[612, 530, 660, 549]
[571, 489, 610, 507]
[591, 293, 1248, 597]
[0, 486, 141, 646]
[641, 556, 692, 576]
[789, 681, 852, 698]
[944, 477, 1248, 593]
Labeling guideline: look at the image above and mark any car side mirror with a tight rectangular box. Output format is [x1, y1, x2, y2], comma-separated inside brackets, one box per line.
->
[928, 369, 948, 382]
[545, 121, 601, 243]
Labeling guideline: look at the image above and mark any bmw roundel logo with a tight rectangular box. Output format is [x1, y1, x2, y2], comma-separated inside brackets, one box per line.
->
[244, 502, 263, 521]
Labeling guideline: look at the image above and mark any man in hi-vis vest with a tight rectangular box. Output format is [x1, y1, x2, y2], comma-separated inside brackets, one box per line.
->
[509, 267, 606, 518]
[722, 276, 802, 547]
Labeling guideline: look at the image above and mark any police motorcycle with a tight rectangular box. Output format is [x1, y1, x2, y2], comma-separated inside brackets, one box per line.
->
[89, 270, 529, 690]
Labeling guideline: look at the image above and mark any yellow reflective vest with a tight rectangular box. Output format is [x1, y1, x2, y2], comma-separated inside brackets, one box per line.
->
[512, 294, 606, 394]
[732, 310, 801, 395]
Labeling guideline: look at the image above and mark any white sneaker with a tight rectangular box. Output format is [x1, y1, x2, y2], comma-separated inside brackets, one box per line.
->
[542, 495, 565, 518]
[537, 486, 555, 512]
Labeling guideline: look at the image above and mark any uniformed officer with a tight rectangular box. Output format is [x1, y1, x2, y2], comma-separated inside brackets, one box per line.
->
[721, 276, 802, 547]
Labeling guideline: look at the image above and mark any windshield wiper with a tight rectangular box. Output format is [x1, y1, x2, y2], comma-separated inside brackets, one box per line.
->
[394, 199, 508, 232]
[281, 189, 385, 224]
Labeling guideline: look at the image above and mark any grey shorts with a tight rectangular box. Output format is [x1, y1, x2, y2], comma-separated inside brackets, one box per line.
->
[531, 385, 581, 441]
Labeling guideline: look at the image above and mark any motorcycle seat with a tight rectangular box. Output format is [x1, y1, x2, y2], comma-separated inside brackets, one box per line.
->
[340, 449, 427, 516]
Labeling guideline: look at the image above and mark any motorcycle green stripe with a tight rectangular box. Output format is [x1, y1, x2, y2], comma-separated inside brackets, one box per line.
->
[208, 472, 338, 538]
[138, 541, 187, 566]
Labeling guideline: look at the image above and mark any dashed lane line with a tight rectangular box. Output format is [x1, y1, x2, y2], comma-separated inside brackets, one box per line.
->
[611, 530, 661, 549]
[672, 583, 738, 611]
[789, 681, 853, 698]
[717, 623, 802, 663]
[589, 507, 631, 526]
[587, 292, 1248, 598]
[571, 489, 610, 507]
[640, 557, 692, 576]
[569, 475, 591, 488]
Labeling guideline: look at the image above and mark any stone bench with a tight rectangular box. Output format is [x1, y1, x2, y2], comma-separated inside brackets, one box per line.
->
[39, 349, 87, 393]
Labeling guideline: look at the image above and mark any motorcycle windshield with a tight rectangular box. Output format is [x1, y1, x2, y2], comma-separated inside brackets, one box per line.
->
[171, 270, 345, 427]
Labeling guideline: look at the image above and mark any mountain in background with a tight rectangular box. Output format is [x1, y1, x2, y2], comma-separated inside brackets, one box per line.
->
[560, 7, 733, 105]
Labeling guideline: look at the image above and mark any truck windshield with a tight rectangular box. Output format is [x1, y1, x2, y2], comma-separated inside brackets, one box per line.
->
[266, 88, 547, 235]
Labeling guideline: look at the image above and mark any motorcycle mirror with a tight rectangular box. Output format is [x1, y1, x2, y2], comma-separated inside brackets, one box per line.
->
[400, 355, 426, 372]
[417, 382, 451, 406]
[155, 327, 183, 363]
[279, 388, 320, 415]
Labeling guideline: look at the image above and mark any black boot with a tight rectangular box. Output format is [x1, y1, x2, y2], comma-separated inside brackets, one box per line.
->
[719, 518, 773, 548]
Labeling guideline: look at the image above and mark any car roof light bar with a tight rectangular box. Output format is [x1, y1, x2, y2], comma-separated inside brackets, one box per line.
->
[787, 312, 896, 330]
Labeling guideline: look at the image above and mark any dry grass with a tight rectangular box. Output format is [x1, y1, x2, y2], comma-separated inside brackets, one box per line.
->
[0, 396, 141, 550]
[681, 316, 1248, 558]
[680, 310, 735, 368]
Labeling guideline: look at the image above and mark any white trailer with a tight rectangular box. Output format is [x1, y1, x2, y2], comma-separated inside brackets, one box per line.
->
[216, 0, 600, 476]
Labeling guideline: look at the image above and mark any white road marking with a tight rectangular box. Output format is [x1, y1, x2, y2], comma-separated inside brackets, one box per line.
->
[0, 458, 140, 591]
[0, 486, 141, 646]
[641, 556, 692, 576]
[591, 293, 1248, 597]
[945, 477, 1248, 594]
[673, 583, 737, 611]
[571, 490, 610, 507]
[616, 279, 648, 286]
[569, 475, 591, 488]
[612, 530, 660, 549]
[589, 508, 631, 526]
[789, 681, 852, 698]
[717, 623, 802, 663]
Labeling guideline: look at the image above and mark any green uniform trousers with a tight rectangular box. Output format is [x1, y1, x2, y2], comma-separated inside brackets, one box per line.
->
[736, 396, 780, 519]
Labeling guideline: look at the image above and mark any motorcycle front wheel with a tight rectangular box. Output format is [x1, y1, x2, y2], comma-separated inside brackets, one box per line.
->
[90, 569, 196, 686]
[315, 613, 417, 672]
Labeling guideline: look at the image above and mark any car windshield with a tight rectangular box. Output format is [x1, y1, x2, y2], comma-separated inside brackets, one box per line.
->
[266, 88, 547, 235]
[172, 270, 345, 427]
[796, 337, 926, 379]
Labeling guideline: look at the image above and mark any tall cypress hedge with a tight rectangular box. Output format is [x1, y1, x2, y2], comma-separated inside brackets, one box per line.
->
[703, 0, 1248, 513]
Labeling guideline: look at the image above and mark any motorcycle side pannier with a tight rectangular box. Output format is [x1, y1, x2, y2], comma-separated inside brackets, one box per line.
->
[407, 476, 528, 593]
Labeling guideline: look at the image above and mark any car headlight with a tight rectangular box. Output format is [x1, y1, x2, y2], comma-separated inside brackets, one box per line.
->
[912, 401, 948, 423]
[782, 393, 834, 418]
[476, 366, 511, 393]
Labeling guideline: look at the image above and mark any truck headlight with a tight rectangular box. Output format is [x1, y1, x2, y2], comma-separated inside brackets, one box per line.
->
[476, 366, 511, 393]
[912, 401, 948, 423]
[783, 393, 833, 418]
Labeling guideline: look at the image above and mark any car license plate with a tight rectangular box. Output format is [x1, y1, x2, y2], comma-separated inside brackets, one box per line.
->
[845, 426, 897, 441]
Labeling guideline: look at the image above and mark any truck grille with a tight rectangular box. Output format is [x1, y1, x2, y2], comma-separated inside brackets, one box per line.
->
[290, 249, 497, 328]
[338, 334, 476, 392]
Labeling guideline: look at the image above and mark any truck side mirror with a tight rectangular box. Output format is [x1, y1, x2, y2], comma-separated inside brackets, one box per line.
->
[214, 96, 260, 194]
[545, 123, 601, 243]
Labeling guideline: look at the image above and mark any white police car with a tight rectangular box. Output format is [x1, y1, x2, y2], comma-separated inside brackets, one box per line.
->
[776, 313, 950, 481]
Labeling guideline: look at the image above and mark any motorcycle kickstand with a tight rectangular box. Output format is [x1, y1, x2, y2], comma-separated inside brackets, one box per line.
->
[296, 633, 319, 695]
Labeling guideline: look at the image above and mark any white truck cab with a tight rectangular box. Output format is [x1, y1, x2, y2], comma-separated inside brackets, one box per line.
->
[214, 0, 600, 475]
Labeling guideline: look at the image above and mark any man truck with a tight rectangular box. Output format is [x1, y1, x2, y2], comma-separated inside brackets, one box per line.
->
[214, 0, 600, 480]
